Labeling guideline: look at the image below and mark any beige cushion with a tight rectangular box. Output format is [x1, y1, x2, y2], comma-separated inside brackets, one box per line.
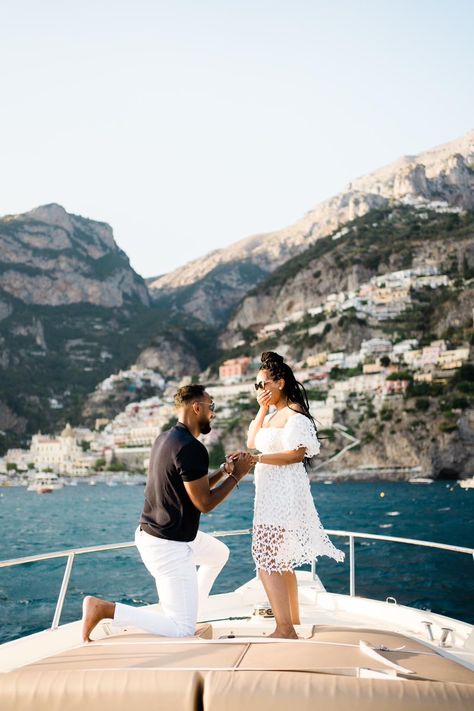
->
[307, 627, 474, 684]
[203, 670, 474, 711]
[24, 640, 248, 672]
[0, 669, 201, 711]
[2, 625, 473, 711]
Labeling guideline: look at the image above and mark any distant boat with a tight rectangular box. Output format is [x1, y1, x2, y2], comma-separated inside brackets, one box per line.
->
[27, 473, 63, 494]
[124, 474, 147, 486]
[408, 477, 434, 484]
[459, 476, 474, 489]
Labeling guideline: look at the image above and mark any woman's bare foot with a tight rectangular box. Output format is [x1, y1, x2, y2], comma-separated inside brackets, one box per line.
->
[81, 595, 115, 642]
[268, 625, 298, 639]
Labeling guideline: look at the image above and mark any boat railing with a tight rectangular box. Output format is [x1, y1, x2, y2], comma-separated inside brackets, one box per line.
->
[0, 529, 473, 632]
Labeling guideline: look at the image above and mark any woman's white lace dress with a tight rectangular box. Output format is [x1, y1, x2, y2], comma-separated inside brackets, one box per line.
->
[252, 413, 344, 573]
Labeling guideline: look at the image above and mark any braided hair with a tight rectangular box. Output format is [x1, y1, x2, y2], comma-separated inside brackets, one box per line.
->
[259, 351, 317, 434]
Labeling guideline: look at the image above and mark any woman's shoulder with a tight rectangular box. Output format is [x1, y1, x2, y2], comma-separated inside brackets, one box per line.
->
[284, 408, 309, 426]
[286, 404, 306, 418]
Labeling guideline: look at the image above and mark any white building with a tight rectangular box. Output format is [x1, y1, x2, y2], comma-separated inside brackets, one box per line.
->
[393, 339, 419, 358]
[99, 367, 165, 393]
[309, 401, 334, 428]
[258, 322, 286, 338]
[331, 373, 386, 397]
[29, 424, 96, 476]
[360, 338, 393, 359]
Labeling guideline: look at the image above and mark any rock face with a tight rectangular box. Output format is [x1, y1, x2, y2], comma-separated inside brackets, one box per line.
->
[134, 335, 201, 379]
[0, 204, 150, 308]
[153, 260, 267, 328]
[224, 231, 474, 340]
[0, 204, 155, 452]
[149, 130, 474, 307]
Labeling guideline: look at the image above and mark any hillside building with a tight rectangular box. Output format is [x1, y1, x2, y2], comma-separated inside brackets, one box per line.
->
[28, 424, 96, 476]
[219, 356, 252, 382]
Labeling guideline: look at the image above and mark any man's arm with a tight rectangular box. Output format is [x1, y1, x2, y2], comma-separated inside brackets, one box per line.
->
[208, 459, 233, 489]
[183, 454, 253, 513]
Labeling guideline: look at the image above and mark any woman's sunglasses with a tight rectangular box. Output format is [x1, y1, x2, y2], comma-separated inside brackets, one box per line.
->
[254, 380, 273, 391]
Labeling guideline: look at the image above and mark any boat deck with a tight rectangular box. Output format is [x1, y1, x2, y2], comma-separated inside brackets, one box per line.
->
[1, 573, 473, 710]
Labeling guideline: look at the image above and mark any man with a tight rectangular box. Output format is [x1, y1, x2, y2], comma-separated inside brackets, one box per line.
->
[81, 384, 253, 641]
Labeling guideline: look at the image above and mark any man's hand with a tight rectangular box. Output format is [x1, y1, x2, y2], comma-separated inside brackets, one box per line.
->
[231, 451, 255, 480]
[184, 452, 254, 513]
[222, 456, 235, 475]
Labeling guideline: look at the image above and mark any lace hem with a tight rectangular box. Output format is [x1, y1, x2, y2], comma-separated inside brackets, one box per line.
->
[252, 523, 345, 573]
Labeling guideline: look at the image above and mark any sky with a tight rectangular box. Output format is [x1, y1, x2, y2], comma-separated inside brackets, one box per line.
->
[0, 1, 473, 278]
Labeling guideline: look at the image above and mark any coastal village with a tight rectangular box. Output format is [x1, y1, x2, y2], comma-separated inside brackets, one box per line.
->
[1, 264, 471, 485]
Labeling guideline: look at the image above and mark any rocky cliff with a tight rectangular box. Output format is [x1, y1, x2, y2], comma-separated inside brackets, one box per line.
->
[2, 132, 474, 476]
[223, 208, 474, 344]
[0, 204, 154, 451]
[148, 131, 474, 328]
[0, 204, 150, 308]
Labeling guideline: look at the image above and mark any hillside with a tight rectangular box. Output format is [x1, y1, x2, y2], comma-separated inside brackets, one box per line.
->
[210, 207, 474, 479]
[147, 130, 474, 328]
[0, 205, 154, 452]
[222, 206, 474, 355]
[2, 131, 474, 463]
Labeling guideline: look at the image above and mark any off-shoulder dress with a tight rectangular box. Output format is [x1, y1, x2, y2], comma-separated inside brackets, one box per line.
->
[251, 412, 345, 573]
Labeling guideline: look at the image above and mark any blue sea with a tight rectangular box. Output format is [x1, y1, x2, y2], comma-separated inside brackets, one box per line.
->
[0, 481, 473, 644]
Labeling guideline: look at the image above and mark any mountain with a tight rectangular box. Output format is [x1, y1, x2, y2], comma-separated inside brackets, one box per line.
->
[148, 130, 474, 326]
[2, 130, 474, 466]
[0, 204, 155, 451]
[222, 207, 474, 347]
[0, 204, 150, 307]
[210, 205, 474, 480]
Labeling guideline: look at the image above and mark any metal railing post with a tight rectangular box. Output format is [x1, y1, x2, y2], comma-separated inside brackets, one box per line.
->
[349, 535, 355, 596]
[51, 553, 75, 630]
[311, 559, 316, 579]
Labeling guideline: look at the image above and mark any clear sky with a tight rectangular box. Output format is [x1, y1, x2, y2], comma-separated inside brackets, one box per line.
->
[0, 0, 473, 278]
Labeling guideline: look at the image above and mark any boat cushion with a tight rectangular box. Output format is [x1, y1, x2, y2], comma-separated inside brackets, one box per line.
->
[203, 670, 474, 711]
[0, 668, 202, 711]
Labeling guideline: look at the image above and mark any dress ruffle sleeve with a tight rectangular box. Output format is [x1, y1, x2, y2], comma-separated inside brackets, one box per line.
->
[282, 413, 320, 457]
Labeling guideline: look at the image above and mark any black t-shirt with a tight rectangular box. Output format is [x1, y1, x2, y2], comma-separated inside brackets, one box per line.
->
[140, 422, 209, 542]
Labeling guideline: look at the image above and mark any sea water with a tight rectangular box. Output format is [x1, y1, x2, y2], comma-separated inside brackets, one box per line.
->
[0, 481, 472, 644]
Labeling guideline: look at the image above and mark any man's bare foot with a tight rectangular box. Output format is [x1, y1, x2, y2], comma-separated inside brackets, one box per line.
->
[81, 595, 115, 643]
[268, 626, 298, 639]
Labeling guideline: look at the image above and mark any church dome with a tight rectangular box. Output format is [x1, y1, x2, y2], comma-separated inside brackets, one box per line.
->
[61, 423, 75, 438]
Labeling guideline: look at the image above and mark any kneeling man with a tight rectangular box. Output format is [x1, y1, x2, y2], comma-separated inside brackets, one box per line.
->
[82, 384, 253, 640]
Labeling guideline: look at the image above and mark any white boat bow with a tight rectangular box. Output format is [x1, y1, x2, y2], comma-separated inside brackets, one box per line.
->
[1, 529, 473, 709]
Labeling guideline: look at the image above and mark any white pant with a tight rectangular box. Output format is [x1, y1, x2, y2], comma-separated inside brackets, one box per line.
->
[114, 527, 229, 637]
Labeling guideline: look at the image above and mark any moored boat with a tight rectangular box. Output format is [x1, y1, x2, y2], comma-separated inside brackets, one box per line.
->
[26, 472, 64, 494]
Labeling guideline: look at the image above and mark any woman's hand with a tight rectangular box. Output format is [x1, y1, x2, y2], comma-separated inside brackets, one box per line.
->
[256, 388, 272, 411]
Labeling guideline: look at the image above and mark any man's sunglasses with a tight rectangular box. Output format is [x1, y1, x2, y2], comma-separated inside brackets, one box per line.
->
[254, 380, 273, 391]
[196, 401, 216, 411]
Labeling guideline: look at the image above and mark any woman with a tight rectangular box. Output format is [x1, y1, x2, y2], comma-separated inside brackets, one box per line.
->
[246, 351, 344, 639]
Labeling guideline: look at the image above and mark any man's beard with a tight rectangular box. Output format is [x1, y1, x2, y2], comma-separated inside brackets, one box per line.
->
[200, 421, 212, 435]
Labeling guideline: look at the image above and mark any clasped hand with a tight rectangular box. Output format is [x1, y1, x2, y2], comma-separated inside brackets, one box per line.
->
[225, 450, 255, 479]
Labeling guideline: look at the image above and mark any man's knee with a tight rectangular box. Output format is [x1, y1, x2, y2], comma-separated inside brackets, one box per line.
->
[216, 539, 230, 566]
[175, 622, 197, 637]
